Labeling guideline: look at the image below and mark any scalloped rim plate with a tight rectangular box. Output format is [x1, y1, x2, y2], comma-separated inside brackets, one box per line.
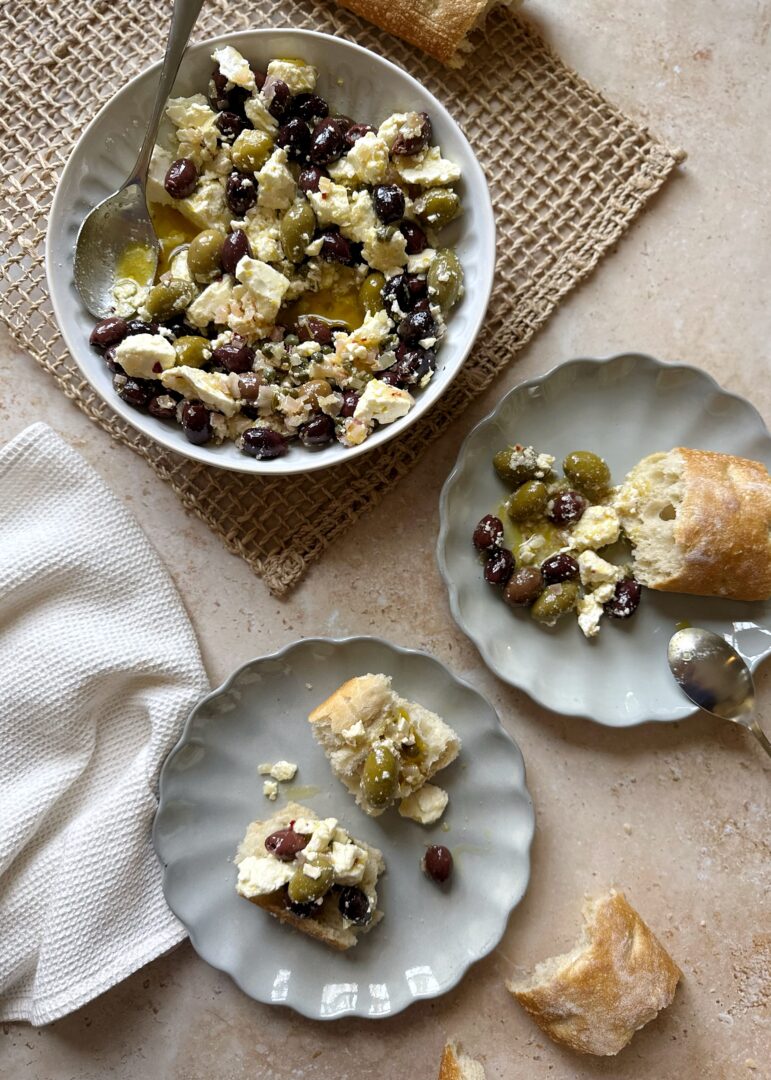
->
[46, 28, 495, 475]
[437, 354, 771, 726]
[153, 637, 534, 1019]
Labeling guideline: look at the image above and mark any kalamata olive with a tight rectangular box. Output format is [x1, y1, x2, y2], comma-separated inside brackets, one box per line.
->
[264, 826, 310, 861]
[291, 93, 329, 121]
[276, 117, 311, 161]
[382, 274, 410, 318]
[547, 490, 587, 526]
[116, 376, 152, 409]
[504, 567, 544, 607]
[344, 122, 376, 148]
[288, 864, 334, 903]
[378, 369, 404, 388]
[393, 347, 434, 386]
[211, 336, 254, 374]
[164, 157, 197, 198]
[216, 110, 247, 141]
[541, 553, 579, 584]
[148, 394, 178, 420]
[604, 579, 642, 619]
[209, 69, 230, 111]
[361, 745, 399, 808]
[340, 390, 359, 417]
[473, 514, 504, 552]
[241, 427, 288, 459]
[391, 112, 432, 156]
[237, 372, 262, 400]
[263, 76, 291, 119]
[400, 220, 428, 255]
[102, 346, 122, 373]
[162, 315, 195, 339]
[397, 308, 435, 344]
[563, 450, 611, 501]
[180, 401, 212, 445]
[221, 229, 250, 274]
[373, 184, 405, 224]
[422, 844, 453, 884]
[318, 228, 354, 265]
[226, 171, 257, 215]
[338, 886, 372, 925]
[296, 315, 336, 345]
[125, 319, 160, 336]
[299, 413, 335, 447]
[484, 548, 515, 585]
[90, 316, 128, 349]
[309, 119, 345, 165]
[404, 275, 427, 302]
[298, 165, 324, 193]
[285, 897, 317, 918]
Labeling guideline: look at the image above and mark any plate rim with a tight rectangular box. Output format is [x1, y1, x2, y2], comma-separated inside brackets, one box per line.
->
[436, 351, 771, 727]
[153, 634, 535, 1020]
[45, 26, 496, 476]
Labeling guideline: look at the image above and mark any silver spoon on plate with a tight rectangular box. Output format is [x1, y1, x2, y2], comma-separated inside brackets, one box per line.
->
[74, 0, 205, 318]
[668, 626, 771, 759]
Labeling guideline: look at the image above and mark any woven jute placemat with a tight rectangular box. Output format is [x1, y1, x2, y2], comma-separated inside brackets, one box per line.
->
[0, 0, 682, 594]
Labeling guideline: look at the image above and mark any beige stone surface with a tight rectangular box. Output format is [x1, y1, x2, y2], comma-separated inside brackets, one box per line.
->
[1, 0, 769, 1077]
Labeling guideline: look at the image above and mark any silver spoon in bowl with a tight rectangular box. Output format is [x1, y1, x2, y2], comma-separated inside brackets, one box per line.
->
[74, 0, 205, 318]
[668, 626, 771, 759]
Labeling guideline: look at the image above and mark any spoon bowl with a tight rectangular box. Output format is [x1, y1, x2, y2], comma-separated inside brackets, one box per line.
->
[668, 627, 771, 758]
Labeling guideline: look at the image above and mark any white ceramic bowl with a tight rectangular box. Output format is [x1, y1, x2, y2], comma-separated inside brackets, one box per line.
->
[46, 29, 495, 475]
[437, 354, 771, 727]
[154, 637, 534, 1019]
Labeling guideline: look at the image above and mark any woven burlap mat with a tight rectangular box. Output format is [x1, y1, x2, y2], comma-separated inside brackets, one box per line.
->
[0, 0, 682, 594]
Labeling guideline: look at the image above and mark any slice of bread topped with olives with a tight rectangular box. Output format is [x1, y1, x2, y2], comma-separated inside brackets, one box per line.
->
[235, 802, 385, 950]
[308, 674, 461, 821]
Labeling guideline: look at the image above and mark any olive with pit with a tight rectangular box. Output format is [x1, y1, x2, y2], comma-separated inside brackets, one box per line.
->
[427, 248, 463, 312]
[414, 187, 461, 230]
[504, 567, 544, 607]
[359, 271, 386, 315]
[143, 279, 196, 321]
[173, 335, 210, 368]
[298, 379, 333, 409]
[264, 827, 310, 861]
[338, 886, 371, 925]
[280, 200, 316, 263]
[531, 581, 580, 624]
[507, 480, 548, 522]
[187, 228, 225, 283]
[563, 450, 611, 501]
[287, 863, 334, 904]
[361, 744, 399, 809]
[231, 128, 273, 173]
[493, 447, 537, 487]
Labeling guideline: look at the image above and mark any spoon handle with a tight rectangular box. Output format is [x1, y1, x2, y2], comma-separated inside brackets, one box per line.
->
[747, 717, 771, 761]
[127, 0, 206, 188]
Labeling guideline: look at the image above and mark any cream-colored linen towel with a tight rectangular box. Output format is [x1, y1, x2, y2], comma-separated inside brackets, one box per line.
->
[0, 423, 209, 1025]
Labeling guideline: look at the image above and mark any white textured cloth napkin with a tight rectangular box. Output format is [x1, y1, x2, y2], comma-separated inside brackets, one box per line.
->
[0, 423, 209, 1025]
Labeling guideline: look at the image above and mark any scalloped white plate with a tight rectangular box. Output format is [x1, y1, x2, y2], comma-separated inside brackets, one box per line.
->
[46, 28, 495, 475]
[437, 354, 771, 726]
[153, 637, 534, 1019]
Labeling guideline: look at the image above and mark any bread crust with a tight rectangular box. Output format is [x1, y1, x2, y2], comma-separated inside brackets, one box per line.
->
[438, 1041, 486, 1079]
[308, 673, 392, 736]
[506, 890, 681, 1056]
[618, 447, 771, 602]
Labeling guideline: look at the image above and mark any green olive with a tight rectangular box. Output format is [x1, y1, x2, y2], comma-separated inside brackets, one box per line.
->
[231, 128, 273, 173]
[563, 451, 611, 501]
[143, 279, 196, 321]
[359, 272, 386, 315]
[187, 229, 225, 284]
[427, 249, 463, 312]
[507, 481, 548, 522]
[531, 581, 580, 624]
[280, 200, 317, 263]
[494, 447, 537, 487]
[400, 729, 426, 763]
[173, 335, 210, 368]
[414, 188, 461, 230]
[361, 744, 399, 809]
[287, 864, 334, 904]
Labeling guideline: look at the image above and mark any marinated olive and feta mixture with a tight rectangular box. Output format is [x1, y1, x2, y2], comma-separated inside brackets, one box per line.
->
[473, 445, 643, 638]
[88, 46, 465, 459]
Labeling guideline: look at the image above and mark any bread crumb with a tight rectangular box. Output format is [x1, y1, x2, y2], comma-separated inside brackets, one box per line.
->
[441, 821, 450, 832]
[306, 683, 313, 689]
[745, 1060, 757, 1071]
[623, 822, 632, 834]
[700, 919, 707, 927]
[263, 779, 279, 800]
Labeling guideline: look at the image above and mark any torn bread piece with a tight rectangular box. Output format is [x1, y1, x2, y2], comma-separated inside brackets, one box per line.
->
[506, 890, 681, 1056]
[235, 801, 384, 951]
[438, 1040, 486, 1079]
[308, 674, 460, 818]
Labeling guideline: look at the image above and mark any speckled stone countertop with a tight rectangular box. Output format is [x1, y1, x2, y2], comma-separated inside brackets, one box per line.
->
[1, 1, 769, 1077]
